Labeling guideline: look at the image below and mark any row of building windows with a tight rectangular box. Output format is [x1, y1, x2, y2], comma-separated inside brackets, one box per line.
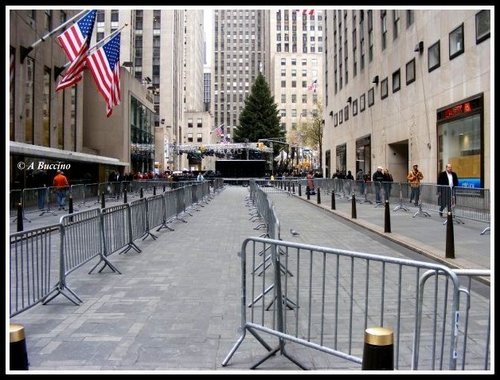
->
[332, 10, 490, 127]
[281, 109, 318, 118]
[330, 9, 489, 96]
[280, 94, 316, 104]
[276, 43, 323, 53]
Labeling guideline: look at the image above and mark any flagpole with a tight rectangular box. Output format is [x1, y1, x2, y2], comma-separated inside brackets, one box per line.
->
[54, 24, 128, 78]
[20, 9, 88, 63]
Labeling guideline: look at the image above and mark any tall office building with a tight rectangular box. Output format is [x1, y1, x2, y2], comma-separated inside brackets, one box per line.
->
[97, 9, 207, 172]
[268, 9, 324, 167]
[212, 9, 269, 142]
[323, 9, 491, 187]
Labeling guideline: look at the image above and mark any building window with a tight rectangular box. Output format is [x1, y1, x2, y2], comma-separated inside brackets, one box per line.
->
[353, 99, 358, 116]
[392, 69, 401, 93]
[188, 119, 193, 128]
[197, 118, 202, 128]
[41, 67, 52, 146]
[344, 106, 349, 121]
[380, 77, 388, 99]
[360, 93, 365, 112]
[475, 10, 490, 44]
[380, 10, 387, 50]
[406, 10, 414, 28]
[24, 57, 35, 144]
[10, 47, 15, 141]
[393, 10, 400, 40]
[281, 80, 286, 87]
[197, 133, 202, 142]
[339, 109, 343, 124]
[187, 133, 193, 142]
[428, 41, 440, 72]
[406, 59, 415, 85]
[368, 87, 374, 107]
[334, 113, 338, 127]
[281, 94, 286, 103]
[449, 23, 464, 59]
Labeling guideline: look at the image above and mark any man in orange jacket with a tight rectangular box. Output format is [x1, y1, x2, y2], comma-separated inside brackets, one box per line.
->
[53, 170, 69, 210]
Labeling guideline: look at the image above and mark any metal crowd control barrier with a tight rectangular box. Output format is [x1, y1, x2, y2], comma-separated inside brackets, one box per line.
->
[9, 181, 219, 313]
[9, 224, 61, 317]
[42, 208, 121, 306]
[223, 237, 490, 370]
[101, 204, 141, 256]
[128, 198, 150, 241]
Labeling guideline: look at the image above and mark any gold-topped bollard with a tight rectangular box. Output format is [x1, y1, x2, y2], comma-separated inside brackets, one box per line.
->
[362, 327, 393, 370]
[10, 323, 29, 370]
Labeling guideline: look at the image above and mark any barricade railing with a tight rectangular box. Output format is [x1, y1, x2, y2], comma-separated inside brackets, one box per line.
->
[9, 224, 61, 317]
[128, 198, 149, 241]
[414, 268, 491, 370]
[9, 181, 218, 312]
[101, 203, 141, 256]
[223, 237, 490, 370]
[146, 194, 169, 234]
[295, 179, 490, 233]
[42, 208, 121, 306]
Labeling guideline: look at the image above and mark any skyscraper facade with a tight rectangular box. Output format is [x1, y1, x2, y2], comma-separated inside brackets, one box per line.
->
[212, 9, 268, 142]
[323, 9, 491, 187]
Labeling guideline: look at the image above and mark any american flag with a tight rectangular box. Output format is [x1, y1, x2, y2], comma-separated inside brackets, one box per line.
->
[302, 9, 315, 16]
[57, 10, 96, 61]
[215, 124, 224, 137]
[307, 79, 318, 93]
[87, 32, 121, 117]
[56, 10, 96, 91]
[56, 44, 88, 91]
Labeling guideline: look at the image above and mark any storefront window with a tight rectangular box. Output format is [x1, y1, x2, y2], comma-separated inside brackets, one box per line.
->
[437, 96, 483, 188]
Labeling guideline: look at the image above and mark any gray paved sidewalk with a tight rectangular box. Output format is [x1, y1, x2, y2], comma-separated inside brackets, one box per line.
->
[8, 185, 491, 373]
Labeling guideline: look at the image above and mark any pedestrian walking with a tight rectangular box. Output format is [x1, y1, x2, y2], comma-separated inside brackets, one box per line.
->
[52, 170, 69, 210]
[372, 166, 385, 204]
[383, 168, 393, 202]
[306, 170, 316, 195]
[33, 169, 49, 210]
[437, 163, 459, 217]
[407, 164, 424, 206]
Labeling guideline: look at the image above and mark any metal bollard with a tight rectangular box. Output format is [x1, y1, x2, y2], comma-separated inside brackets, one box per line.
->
[445, 211, 455, 259]
[101, 191, 105, 208]
[17, 203, 23, 232]
[123, 187, 127, 203]
[307, 189, 310, 200]
[298, 184, 302, 197]
[362, 327, 394, 370]
[292, 182, 295, 194]
[317, 188, 321, 204]
[153, 186, 156, 196]
[10, 323, 29, 370]
[384, 200, 391, 233]
[351, 193, 357, 219]
[331, 190, 336, 210]
[140, 188, 144, 198]
[69, 195, 74, 214]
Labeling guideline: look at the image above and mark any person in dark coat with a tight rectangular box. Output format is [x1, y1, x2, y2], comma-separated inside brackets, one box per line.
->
[372, 166, 385, 203]
[33, 169, 50, 210]
[437, 163, 459, 217]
